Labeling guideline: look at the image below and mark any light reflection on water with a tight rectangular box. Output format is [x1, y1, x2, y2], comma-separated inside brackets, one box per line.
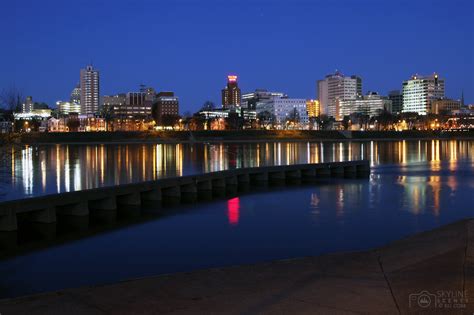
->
[1, 140, 472, 201]
[0, 140, 472, 298]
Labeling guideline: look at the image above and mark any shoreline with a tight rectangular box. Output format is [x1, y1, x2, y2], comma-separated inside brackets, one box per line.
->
[14, 129, 474, 145]
[0, 218, 472, 313]
[27, 136, 474, 146]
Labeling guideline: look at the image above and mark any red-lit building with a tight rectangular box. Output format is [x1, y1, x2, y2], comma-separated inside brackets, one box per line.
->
[221, 75, 241, 109]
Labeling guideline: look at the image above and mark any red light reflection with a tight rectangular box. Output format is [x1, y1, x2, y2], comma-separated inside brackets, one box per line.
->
[227, 197, 240, 226]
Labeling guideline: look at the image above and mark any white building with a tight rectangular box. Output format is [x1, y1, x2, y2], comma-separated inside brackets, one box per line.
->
[317, 71, 362, 120]
[241, 89, 287, 110]
[339, 92, 392, 118]
[402, 73, 445, 115]
[14, 109, 52, 120]
[257, 97, 309, 127]
[57, 101, 81, 115]
[80, 65, 100, 114]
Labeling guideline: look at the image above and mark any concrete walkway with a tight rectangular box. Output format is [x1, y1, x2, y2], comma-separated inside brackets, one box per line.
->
[1, 219, 473, 314]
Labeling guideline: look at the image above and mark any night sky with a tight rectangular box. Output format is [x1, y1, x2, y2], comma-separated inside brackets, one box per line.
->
[1, 0, 473, 113]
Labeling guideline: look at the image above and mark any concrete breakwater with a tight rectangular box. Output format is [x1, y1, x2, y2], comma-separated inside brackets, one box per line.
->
[0, 161, 369, 235]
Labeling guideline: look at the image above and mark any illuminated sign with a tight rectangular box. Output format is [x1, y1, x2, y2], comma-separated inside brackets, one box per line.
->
[227, 75, 238, 83]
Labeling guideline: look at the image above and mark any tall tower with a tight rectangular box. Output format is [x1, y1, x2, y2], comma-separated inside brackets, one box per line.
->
[222, 75, 241, 109]
[317, 71, 362, 120]
[70, 83, 81, 105]
[80, 65, 100, 115]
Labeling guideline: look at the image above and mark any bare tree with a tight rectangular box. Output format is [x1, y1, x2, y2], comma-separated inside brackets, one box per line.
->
[0, 86, 23, 121]
[0, 87, 24, 197]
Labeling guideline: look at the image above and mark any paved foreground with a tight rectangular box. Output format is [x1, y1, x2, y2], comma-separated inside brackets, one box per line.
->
[1, 219, 473, 314]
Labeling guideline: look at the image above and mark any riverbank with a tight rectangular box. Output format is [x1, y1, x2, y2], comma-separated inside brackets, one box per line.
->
[1, 218, 472, 314]
[18, 129, 474, 144]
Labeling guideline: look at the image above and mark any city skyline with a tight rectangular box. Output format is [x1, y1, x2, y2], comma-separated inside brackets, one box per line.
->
[1, 0, 472, 112]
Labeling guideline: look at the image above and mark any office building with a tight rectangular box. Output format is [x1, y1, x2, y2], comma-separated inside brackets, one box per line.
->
[339, 92, 392, 118]
[256, 96, 309, 127]
[22, 96, 34, 113]
[70, 84, 81, 105]
[241, 89, 286, 110]
[388, 90, 403, 114]
[57, 101, 81, 115]
[102, 87, 157, 122]
[430, 98, 461, 114]
[80, 65, 100, 114]
[317, 71, 362, 120]
[222, 75, 241, 108]
[152, 92, 179, 125]
[402, 73, 445, 115]
[306, 99, 320, 118]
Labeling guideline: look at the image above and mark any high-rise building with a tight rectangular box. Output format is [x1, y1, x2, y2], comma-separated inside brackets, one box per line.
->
[80, 65, 100, 115]
[317, 71, 362, 120]
[22, 96, 34, 113]
[339, 92, 392, 118]
[70, 84, 81, 105]
[388, 90, 403, 114]
[402, 73, 445, 115]
[152, 92, 179, 125]
[306, 99, 320, 118]
[222, 75, 241, 108]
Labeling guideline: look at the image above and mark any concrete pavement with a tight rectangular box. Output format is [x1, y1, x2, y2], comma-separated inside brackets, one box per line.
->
[1, 219, 473, 314]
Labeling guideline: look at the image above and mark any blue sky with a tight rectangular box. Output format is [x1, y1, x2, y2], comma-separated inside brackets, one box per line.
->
[1, 0, 473, 113]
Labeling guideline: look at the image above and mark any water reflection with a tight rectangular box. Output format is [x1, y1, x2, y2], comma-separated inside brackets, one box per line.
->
[0, 140, 472, 201]
[0, 145, 473, 298]
[227, 197, 240, 226]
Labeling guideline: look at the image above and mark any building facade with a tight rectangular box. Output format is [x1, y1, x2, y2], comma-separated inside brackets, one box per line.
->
[57, 101, 81, 115]
[402, 73, 445, 115]
[241, 89, 286, 110]
[222, 75, 241, 108]
[80, 65, 100, 115]
[111, 88, 156, 118]
[339, 92, 392, 118]
[70, 84, 81, 105]
[306, 99, 320, 118]
[317, 71, 362, 120]
[22, 96, 34, 113]
[257, 97, 309, 127]
[388, 90, 403, 114]
[152, 92, 179, 125]
[430, 98, 461, 114]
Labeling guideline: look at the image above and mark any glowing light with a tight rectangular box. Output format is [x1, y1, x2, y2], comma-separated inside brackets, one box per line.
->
[227, 197, 240, 226]
[227, 75, 238, 83]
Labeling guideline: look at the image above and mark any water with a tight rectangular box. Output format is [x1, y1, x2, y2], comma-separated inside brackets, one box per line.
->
[0, 140, 472, 201]
[0, 140, 473, 298]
